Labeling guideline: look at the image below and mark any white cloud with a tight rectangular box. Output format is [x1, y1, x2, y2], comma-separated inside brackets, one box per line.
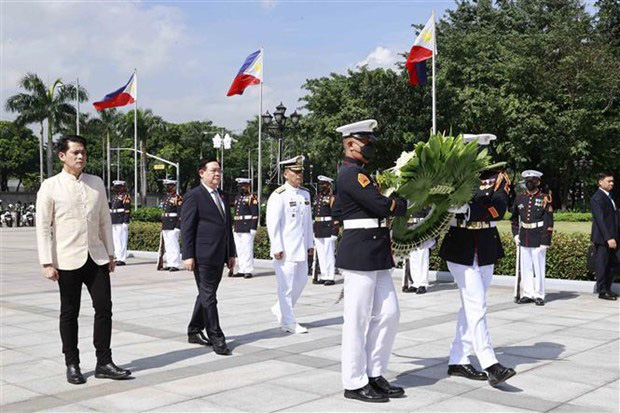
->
[356, 46, 399, 69]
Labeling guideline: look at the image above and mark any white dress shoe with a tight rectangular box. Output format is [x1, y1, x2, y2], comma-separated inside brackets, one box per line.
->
[281, 324, 308, 334]
[271, 303, 282, 323]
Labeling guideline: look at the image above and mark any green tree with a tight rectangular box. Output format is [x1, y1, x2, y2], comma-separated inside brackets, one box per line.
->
[0, 121, 39, 191]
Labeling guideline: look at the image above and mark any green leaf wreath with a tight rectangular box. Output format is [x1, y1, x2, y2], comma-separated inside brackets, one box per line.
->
[378, 133, 505, 257]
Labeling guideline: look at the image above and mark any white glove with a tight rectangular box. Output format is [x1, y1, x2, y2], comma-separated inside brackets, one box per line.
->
[540, 244, 549, 250]
[448, 204, 470, 214]
[250, 229, 257, 236]
[514, 235, 520, 246]
[330, 235, 338, 241]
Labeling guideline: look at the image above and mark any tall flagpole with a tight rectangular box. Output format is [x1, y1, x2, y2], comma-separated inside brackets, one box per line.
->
[431, 10, 437, 135]
[133, 69, 138, 211]
[257, 47, 264, 227]
[76, 77, 80, 135]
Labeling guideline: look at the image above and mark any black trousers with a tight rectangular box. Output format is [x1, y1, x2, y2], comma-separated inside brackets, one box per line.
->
[57, 255, 112, 366]
[594, 244, 619, 293]
[187, 263, 225, 342]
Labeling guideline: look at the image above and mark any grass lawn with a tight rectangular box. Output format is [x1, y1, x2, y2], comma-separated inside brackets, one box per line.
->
[497, 220, 591, 234]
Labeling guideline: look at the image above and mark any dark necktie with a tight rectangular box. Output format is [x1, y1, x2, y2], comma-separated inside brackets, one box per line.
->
[211, 190, 225, 219]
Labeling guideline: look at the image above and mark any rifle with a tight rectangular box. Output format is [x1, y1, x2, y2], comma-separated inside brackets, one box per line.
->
[513, 216, 522, 302]
[311, 247, 320, 283]
[156, 231, 165, 271]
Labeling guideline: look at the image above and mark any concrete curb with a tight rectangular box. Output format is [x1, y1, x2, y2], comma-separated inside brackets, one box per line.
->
[128, 250, 618, 294]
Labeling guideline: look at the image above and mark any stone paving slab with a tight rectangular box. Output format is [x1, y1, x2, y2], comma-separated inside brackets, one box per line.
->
[1, 227, 619, 412]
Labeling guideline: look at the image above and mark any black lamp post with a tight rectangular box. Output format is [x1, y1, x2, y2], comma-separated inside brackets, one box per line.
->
[262, 102, 301, 184]
[573, 156, 593, 210]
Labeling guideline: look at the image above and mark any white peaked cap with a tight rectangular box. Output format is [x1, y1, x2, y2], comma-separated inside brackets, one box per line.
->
[112, 180, 126, 186]
[317, 175, 333, 183]
[279, 155, 305, 170]
[236, 178, 251, 184]
[522, 170, 543, 179]
[336, 119, 378, 138]
[462, 133, 497, 146]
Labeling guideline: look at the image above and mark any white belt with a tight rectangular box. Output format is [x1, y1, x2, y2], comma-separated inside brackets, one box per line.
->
[163, 212, 178, 217]
[315, 216, 332, 222]
[449, 218, 496, 229]
[110, 208, 125, 213]
[521, 221, 544, 229]
[343, 218, 387, 230]
[234, 215, 255, 220]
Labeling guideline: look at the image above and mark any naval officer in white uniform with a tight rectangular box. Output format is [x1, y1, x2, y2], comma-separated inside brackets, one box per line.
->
[266, 156, 314, 334]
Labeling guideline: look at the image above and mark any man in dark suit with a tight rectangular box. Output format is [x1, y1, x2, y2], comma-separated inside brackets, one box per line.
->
[182, 158, 236, 355]
[590, 172, 618, 301]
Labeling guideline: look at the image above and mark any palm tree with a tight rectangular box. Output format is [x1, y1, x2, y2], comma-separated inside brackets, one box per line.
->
[82, 108, 121, 191]
[5, 73, 88, 178]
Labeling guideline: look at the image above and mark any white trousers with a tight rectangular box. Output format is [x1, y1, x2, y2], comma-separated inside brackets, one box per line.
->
[234, 231, 256, 274]
[408, 248, 431, 287]
[112, 223, 128, 262]
[314, 236, 336, 281]
[520, 246, 546, 299]
[163, 228, 181, 269]
[447, 260, 498, 369]
[341, 269, 400, 390]
[273, 260, 308, 326]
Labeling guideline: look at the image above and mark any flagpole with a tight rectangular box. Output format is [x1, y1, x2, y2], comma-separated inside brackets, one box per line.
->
[76, 77, 80, 135]
[257, 47, 264, 227]
[107, 132, 111, 199]
[133, 69, 138, 211]
[431, 9, 437, 135]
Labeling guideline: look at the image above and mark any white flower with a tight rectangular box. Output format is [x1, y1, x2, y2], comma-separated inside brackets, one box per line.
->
[394, 150, 416, 171]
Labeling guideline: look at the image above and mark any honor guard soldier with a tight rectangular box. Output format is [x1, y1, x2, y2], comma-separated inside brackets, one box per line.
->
[266, 156, 314, 334]
[334, 119, 408, 403]
[402, 209, 435, 294]
[511, 170, 553, 306]
[312, 175, 338, 286]
[232, 178, 259, 279]
[439, 133, 516, 387]
[160, 179, 183, 271]
[110, 180, 131, 265]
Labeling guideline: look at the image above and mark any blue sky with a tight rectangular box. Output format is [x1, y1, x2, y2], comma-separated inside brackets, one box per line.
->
[1, 1, 455, 131]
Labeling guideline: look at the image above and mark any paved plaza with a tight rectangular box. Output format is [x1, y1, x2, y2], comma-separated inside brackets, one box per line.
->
[1, 228, 619, 412]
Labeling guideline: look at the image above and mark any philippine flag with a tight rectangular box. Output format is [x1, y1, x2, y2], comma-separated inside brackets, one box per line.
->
[227, 50, 263, 97]
[93, 74, 137, 111]
[406, 15, 436, 86]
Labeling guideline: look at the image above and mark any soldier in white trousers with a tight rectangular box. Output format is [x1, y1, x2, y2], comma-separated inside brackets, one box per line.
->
[232, 178, 259, 279]
[312, 175, 338, 285]
[160, 179, 182, 271]
[334, 120, 408, 403]
[266, 156, 314, 334]
[403, 238, 435, 294]
[110, 180, 131, 265]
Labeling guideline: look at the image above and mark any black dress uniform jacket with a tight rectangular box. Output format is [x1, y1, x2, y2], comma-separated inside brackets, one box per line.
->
[110, 192, 131, 224]
[334, 157, 407, 271]
[233, 193, 259, 233]
[313, 192, 337, 238]
[510, 190, 554, 247]
[162, 193, 183, 230]
[590, 189, 619, 246]
[439, 170, 510, 267]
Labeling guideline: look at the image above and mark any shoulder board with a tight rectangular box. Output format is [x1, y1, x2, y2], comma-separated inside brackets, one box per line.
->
[274, 185, 286, 194]
[300, 186, 310, 192]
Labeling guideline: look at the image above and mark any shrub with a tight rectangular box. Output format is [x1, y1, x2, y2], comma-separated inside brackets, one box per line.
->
[504, 212, 591, 222]
[128, 222, 162, 251]
[131, 207, 163, 223]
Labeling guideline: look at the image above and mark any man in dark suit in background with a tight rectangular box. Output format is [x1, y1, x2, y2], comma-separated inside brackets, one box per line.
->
[182, 158, 236, 355]
[590, 172, 619, 301]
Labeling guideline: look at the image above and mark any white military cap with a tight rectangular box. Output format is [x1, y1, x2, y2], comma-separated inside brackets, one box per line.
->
[279, 155, 305, 171]
[336, 119, 378, 141]
[317, 175, 333, 183]
[162, 178, 177, 185]
[462, 133, 497, 146]
[236, 178, 251, 184]
[522, 170, 543, 179]
[112, 180, 126, 186]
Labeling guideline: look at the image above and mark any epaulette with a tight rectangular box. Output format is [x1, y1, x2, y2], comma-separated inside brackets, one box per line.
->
[543, 193, 553, 211]
[300, 186, 310, 192]
[274, 185, 286, 194]
[493, 171, 511, 193]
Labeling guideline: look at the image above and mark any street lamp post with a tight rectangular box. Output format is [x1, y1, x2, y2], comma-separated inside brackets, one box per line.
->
[212, 132, 233, 190]
[262, 102, 301, 185]
[573, 156, 593, 210]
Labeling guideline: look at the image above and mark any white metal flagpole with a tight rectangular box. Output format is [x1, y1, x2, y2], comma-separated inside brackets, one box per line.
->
[76, 77, 80, 135]
[431, 10, 437, 135]
[257, 47, 264, 227]
[133, 69, 138, 211]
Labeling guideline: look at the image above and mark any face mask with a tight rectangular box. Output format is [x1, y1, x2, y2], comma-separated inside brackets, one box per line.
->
[353, 141, 376, 162]
[240, 187, 248, 195]
[525, 180, 538, 191]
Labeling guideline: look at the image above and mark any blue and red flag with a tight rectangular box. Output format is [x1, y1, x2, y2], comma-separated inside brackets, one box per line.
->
[93, 74, 137, 111]
[227, 50, 263, 97]
[406, 16, 435, 86]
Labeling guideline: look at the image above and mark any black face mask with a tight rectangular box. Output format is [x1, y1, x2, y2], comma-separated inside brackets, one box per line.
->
[239, 187, 248, 195]
[525, 180, 538, 191]
[359, 143, 376, 162]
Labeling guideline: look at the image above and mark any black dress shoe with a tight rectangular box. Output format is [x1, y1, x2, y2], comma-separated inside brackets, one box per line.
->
[416, 286, 427, 294]
[599, 292, 617, 301]
[169, 267, 179, 272]
[188, 332, 212, 346]
[535, 298, 545, 306]
[517, 296, 534, 304]
[244, 273, 253, 279]
[486, 363, 516, 387]
[212, 342, 232, 356]
[324, 280, 335, 286]
[66, 364, 86, 385]
[402, 286, 417, 293]
[368, 376, 405, 398]
[115, 261, 126, 266]
[162, 266, 170, 271]
[609, 291, 618, 298]
[344, 383, 389, 403]
[447, 364, 488, 381]
[95, 362, 132, 380]
[227, 269, 234, 277]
